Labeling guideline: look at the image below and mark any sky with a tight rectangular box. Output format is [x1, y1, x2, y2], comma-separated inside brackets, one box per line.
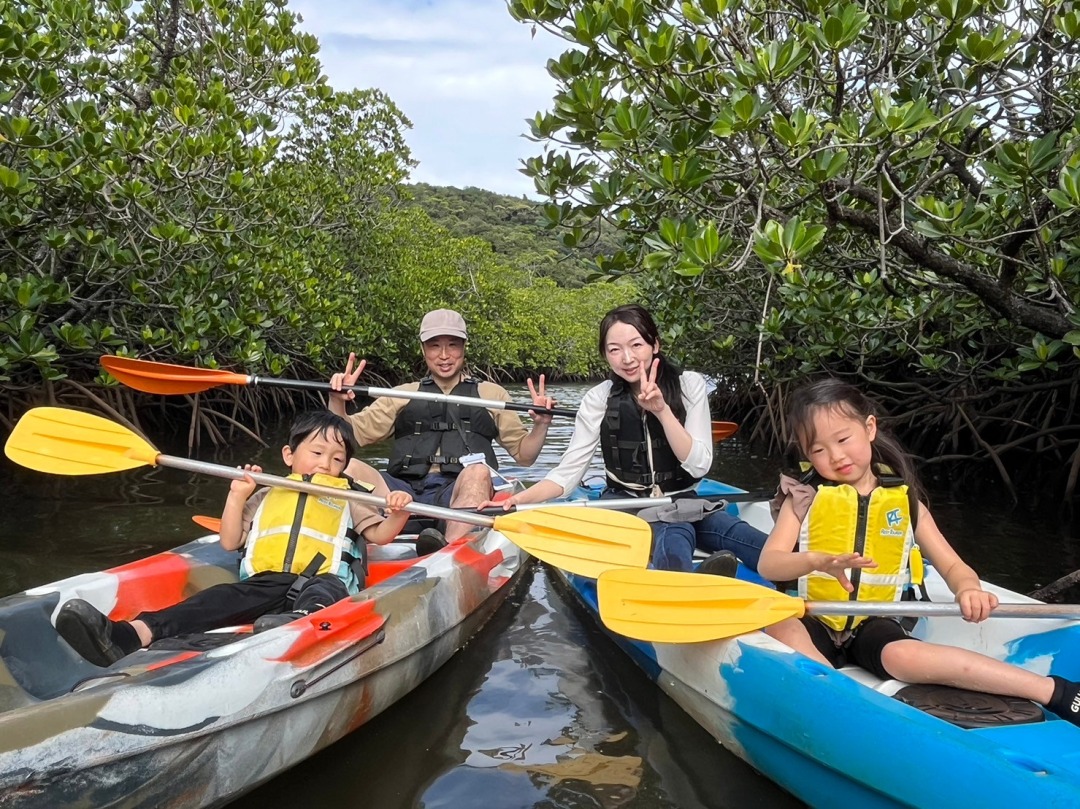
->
[291, 1, 567, 198]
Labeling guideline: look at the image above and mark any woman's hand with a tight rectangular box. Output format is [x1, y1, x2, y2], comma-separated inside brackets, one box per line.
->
[527, 374, 556, 426]
[955, 587, 998, 623]
[636, 358, 667, 414]
[229, 464, 262, 499]
[329, 353, 367, 401]
[477, 495, 518, 512]
[812, 552, 876, 593]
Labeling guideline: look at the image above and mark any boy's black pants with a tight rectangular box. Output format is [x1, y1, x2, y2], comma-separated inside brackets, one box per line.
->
[135, 572, 349, 641]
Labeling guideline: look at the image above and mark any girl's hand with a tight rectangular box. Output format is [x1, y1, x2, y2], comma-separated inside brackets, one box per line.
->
[229, 465, 261, 498]
[527, 375, 556, 426]
[955, 587, 998, 623]
[814, 552, 876, 593]
[384, 490, 412, 513]
[636, 358, 667, 414]
[329, 353, 367, 401]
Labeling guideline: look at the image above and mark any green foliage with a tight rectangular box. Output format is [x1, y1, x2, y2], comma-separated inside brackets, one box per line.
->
[0, 0, 624, 406]
[406, 183, 623, 287]
[0, 0, 349, 384]
[510, 0, 1080, 391]
[343, 207, 632, 380]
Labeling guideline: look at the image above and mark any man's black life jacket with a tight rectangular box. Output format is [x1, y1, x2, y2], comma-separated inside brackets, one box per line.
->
[387, 377, 499, 479]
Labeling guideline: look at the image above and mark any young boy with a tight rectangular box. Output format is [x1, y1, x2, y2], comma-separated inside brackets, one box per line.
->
[55, 411, 412, 667]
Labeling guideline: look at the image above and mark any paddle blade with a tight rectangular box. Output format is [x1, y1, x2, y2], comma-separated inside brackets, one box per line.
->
[5, 407, 159, 475]
[711, 421, 739, 442]
[101, 356, 249, 395]
[493, 506, 651, 578]
[597, 569, 805, 643]
[192, 515, 222, 533]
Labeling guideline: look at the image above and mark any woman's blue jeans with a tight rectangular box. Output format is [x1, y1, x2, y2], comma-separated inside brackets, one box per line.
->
[649, 509, 766, 573]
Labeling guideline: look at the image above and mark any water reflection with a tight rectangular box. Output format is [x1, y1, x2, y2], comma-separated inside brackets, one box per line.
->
[2, 383, 1079, 808]
[232, 566, 798, 809]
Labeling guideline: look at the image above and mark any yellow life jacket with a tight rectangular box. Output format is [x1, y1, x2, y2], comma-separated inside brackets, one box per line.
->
[240, 473, 366, 594]
[798, 480, 923, 632]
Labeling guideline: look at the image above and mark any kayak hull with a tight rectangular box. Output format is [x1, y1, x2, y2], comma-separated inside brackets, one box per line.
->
[0, 530, 527, 808]
[555, 480, 1080, 808]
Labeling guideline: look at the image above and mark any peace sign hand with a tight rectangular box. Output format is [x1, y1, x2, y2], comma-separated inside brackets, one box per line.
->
[329, 352, 367, 401]
[636, 358, 667, 414]
[527, 374, 556, 426]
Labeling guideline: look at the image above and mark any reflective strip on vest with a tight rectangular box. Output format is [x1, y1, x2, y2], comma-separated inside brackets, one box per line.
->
[797, 483, 915, 632]
[240, 473, 362, 594]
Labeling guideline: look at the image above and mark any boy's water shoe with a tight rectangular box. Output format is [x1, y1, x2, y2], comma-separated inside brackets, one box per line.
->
[253, 610, 311, 633]
[56, 599, 140, 667]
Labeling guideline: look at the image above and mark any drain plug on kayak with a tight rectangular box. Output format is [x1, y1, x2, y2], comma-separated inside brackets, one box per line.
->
[894, 684, 1045, 728]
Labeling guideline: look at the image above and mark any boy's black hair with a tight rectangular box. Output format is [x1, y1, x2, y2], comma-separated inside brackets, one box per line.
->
[288, 411, 358, 462]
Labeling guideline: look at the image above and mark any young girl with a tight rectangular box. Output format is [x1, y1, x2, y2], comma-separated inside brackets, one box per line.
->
[490, 303, 766, 574]
[757, 378, 1080, 725]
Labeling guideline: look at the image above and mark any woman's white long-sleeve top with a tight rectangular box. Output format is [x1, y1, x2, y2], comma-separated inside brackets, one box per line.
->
[543, 371, 714, 497]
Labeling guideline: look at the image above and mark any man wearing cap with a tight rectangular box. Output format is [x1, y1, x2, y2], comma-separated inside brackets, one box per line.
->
[328, 309, 554, 543]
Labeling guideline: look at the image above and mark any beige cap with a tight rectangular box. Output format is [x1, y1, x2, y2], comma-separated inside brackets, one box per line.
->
[419, 309, 468, 342]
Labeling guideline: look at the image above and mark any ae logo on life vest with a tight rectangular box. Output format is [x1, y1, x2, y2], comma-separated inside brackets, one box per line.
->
[880, 507, 905, 538]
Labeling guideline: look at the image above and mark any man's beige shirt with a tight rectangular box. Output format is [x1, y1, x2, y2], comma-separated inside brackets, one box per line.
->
[346, 376, 530, 471]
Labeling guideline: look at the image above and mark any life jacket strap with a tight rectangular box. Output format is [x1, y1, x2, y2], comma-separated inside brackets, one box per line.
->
[285, 552, 328, 607]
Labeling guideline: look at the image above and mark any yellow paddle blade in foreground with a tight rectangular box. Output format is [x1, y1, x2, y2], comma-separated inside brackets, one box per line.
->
[597, 569, 805, 643]
[493, 506, 651, 580]
[5, 407, 159, 475]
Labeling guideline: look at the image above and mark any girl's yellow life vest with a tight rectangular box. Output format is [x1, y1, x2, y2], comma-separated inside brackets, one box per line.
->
[240, 473, 365, 594]
[797, 482, 924, 632]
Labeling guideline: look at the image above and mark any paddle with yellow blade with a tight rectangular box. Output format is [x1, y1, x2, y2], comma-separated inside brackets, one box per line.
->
[100, 356, 741, 441]
[5, 407, 650, 579]
[597, 569, 1080, 643]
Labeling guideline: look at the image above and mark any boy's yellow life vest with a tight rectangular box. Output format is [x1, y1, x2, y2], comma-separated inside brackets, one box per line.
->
[240, 473, 364, 594]
[797, 482, 923, 632]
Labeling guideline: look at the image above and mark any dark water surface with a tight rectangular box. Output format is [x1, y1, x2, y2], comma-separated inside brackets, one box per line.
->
[2, 383, 1078, 808]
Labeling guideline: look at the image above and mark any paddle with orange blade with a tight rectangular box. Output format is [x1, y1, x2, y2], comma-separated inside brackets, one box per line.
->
[6, 407, 650, 579]
[192, 515, 222, 533]
[101, 356, 741, 439]
[100, 356, 576, 417]
[711, 421, 738, 442]
[596, 569, 1080, 643]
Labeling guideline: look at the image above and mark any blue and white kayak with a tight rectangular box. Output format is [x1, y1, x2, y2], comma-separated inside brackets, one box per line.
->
[552, 480, 1080, 808]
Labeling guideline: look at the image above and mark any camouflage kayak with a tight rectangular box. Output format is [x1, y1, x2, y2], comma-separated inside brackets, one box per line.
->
[0, 529, 527, 807]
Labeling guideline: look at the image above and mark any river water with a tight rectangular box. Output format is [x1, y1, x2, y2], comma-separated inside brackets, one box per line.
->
[1, 382, 1077, 808]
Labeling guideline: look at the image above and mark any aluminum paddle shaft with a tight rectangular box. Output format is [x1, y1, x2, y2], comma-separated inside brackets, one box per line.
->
[157, 454, 497, 528]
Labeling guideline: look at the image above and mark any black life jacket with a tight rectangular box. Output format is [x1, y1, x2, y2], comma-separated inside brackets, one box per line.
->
[387, 377, 499, 479]
[600, 378, 699, 495]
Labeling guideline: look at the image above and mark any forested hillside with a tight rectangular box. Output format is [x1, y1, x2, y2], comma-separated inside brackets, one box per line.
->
[0, 1, 632, 444]
[407, 183, 622, 288]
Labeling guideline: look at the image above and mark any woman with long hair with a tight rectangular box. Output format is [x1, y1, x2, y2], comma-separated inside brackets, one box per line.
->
[492, 304, 765, 573]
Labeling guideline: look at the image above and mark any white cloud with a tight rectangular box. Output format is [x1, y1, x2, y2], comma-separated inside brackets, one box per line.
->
[291, 1, 567, 197]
